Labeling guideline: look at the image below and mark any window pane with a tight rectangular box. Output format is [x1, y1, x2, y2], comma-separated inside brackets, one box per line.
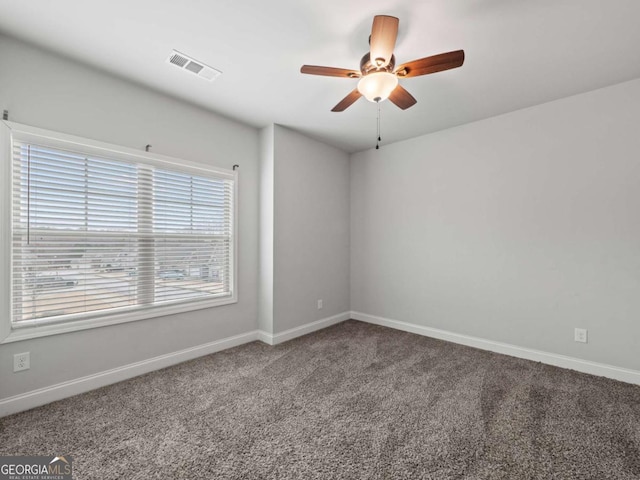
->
[153, 169, 231, 235]
[13, 234, 139, 322]
[154, 237, 231, 304]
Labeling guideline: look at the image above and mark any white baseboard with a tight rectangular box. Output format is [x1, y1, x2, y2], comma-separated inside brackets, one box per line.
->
[1, 312, 352, 418]
[0, 330, 260, 418]
[256, 330, 273, 344]
[259, 311, 351, 346]
[351, 311, 640, 386]
[9, 309, 632, 418]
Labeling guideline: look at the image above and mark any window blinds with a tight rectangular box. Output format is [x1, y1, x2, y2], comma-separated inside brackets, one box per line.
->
[11, 141, 234, 327]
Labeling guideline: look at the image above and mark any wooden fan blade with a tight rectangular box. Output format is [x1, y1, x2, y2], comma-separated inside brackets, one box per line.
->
[331, 89, 362, 112]
[396, 50, 465, 78]
[388, 84, 417, 110]
[301, 65, 361, 78]
[370, 15, 399, 68]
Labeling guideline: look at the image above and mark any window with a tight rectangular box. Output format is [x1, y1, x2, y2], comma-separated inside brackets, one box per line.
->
[0, 122, 237, 342]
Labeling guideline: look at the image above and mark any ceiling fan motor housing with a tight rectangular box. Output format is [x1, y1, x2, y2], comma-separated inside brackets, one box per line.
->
[360, 53, 396, 75]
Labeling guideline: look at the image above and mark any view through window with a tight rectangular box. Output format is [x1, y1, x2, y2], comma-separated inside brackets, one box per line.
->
[11, 141, 235, 326]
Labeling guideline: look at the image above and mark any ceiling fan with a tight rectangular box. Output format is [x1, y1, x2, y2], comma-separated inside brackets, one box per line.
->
[301, 15, 465, 112]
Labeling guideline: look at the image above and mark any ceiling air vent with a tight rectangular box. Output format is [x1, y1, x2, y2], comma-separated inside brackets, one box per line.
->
[167, 50, 222, 81]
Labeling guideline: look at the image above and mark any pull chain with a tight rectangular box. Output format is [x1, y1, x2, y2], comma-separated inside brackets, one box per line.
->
[376, 101, 381, 150]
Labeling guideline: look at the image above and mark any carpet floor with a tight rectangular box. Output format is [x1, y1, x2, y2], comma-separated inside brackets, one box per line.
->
[1, 320, 639, 479]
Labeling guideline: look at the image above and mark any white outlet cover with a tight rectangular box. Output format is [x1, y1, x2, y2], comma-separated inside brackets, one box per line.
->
[317, 299, 323, 309]
[574, 328, 588, 344]
[13, 352, 30, 372]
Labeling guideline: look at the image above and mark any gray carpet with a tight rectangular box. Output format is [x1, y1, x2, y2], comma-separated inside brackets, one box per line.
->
[1, 320, 639, 479]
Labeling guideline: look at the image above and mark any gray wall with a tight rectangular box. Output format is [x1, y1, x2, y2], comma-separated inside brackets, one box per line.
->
[351, 78, 640, 372]
[258, 125, 274, 333]
[0, 35, 259, 399]
[271, 125, 350, 333]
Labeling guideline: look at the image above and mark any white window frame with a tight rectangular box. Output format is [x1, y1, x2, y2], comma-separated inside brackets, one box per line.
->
[0, 121, 238, 344]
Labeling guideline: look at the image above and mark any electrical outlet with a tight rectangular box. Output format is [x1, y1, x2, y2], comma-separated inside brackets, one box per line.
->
[317, 299, 323, 310]
[574, 328, 588, 344]
[13, 352, 30, 372]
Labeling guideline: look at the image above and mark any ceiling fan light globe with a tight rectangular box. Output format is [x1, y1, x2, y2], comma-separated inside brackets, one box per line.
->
[357, 72, 398, 103]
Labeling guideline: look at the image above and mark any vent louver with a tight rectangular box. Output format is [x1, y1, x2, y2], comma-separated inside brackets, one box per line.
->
[166, 50, 222, 81]
[169, 53, 189, 67]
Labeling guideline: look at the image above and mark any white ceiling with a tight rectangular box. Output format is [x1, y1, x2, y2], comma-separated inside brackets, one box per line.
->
[1, 0, 639, 153]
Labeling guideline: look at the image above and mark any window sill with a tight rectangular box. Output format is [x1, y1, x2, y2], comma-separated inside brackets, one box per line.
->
[1, 295, 237, 344]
